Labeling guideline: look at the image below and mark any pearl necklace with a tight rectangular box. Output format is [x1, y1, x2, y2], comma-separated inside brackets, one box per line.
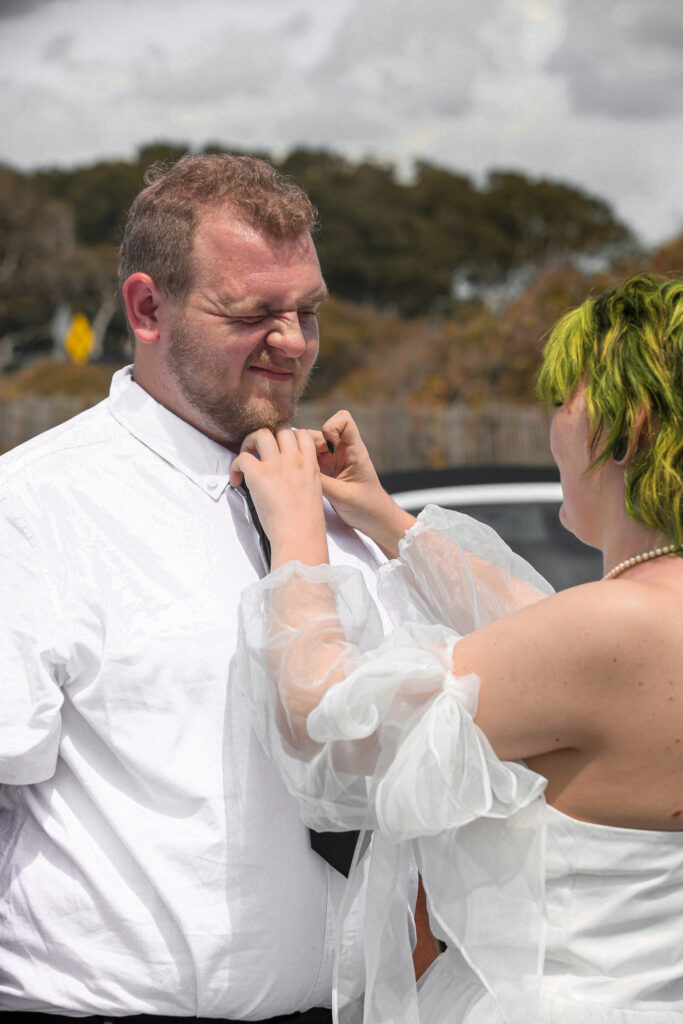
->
[603, 543, 683, 580]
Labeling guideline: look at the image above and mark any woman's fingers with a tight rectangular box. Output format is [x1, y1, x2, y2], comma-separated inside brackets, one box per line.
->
[239, 416, 358, 463]
[299, 414, 362, 459]
[230, 428, 292, 488]
[304, 428, 332, 455]
[241, 426, 313, 458]
[274, 427, 303, 454]
[229, 449, 258, 488]
[239, 427, 283, 459]
[230, 426, 329, 568]
[230, 427, 320, 489]
[321, 409, 362, 449]
[291, 427, 318, 458]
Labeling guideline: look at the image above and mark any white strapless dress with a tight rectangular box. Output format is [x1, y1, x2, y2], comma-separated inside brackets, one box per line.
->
[237, 506, 683, 1023]
[538, 805, 683, 1020]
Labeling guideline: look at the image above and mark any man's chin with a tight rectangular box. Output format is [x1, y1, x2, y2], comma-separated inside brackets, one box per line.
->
[228, 395, 298, 446]
[254, 392, 298, 423]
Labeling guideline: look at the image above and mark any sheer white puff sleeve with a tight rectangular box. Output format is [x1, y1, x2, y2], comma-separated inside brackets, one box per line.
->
[237, 506, 553, 1024]
[379, 503, 554, 631]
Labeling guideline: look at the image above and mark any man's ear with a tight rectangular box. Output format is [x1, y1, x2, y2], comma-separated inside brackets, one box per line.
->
[121, 273, 165, 346]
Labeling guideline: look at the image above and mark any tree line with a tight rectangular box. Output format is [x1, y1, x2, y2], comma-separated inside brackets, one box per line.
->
[1, 141, 681, 407]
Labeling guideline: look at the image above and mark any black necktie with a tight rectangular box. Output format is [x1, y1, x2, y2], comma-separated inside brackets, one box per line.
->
[239, 481, 271, 568]
[238, 481, 360, 876]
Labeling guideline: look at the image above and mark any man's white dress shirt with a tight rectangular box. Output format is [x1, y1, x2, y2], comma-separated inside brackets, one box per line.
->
[0, 367, 386, 1019]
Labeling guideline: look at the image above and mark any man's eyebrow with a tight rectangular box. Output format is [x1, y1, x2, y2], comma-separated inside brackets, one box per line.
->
[216, 298, 265, 316]
[307, 284, 330, 304]
[218, 286, 329, 316]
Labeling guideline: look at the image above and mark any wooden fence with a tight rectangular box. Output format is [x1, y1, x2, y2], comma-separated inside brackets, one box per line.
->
[298, 400, 555, 469]
[0, 395, 103, 456]
[0, 394, 555, 469]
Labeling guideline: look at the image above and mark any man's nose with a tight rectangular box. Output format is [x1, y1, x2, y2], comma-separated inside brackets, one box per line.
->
[265, 315, 307, 357]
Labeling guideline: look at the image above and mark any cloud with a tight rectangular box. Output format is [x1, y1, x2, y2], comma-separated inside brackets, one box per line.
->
[0, 0, 681, 246]
[0, 0, 63, 19]
[0, 81, 104, 168]
[275, 102, 394, 149]
[42, 33, 74, 63]
[129, 27, 287, 105]
[53, 0, 519, 163]
[265, 0, 522, 157]
[546, 0, 683, 119]
[307, 0, 510, 123]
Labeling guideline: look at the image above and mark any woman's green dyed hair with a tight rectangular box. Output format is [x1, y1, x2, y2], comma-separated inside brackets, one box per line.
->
[537, 275, 683, 546]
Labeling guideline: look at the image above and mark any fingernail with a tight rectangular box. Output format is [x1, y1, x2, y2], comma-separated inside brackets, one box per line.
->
[326, 440, 335, 454]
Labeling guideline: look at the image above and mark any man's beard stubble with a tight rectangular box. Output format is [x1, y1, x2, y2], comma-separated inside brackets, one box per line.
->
[166, 320, 313, 450]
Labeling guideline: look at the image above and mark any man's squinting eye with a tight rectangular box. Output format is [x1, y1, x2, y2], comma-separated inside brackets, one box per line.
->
[232, 309, 319, 326]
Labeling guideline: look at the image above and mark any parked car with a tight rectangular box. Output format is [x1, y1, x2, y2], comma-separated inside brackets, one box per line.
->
[380, 465, 602, 591]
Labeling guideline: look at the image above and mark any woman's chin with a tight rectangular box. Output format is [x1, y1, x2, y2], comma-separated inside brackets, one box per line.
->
[559, 505, 601, 551]
[558, 503, 570, 532]
[558, 503, 582, 541]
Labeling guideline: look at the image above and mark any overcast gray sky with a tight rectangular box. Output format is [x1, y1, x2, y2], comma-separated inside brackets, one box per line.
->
[1, 0, 682, 246]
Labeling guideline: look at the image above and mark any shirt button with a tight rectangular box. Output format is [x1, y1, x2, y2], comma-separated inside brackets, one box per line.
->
[207, 478, 220, 492]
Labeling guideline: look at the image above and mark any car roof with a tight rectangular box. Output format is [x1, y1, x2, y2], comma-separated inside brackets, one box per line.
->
[390, 480, 562, 510]
[381, 465, 563, 511]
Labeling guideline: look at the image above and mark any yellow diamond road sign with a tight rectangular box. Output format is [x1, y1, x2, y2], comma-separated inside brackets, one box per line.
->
[64, 312, 94, 365]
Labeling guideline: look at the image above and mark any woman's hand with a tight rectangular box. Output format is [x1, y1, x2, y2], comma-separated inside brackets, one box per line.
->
[306, 410, 416, 558]
[230, 427, 329, 569]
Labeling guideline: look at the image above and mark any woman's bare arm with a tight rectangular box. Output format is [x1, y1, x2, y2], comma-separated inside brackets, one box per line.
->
[452, 578, 649, 761]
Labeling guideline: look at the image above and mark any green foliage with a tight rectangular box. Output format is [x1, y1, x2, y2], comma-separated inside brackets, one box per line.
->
[651, 234, 683, 278]
[0, 141, 661, 404]
[280, 150, 434, 314]
[0, 164, 121, 365]
[479, 171, 631, 276]
[31, 142, 189, 248]
[279, 153, 635, 314]
[311, 297, 416, 400]
[19, 143, 637, 316]
[324, 262, 644, 409]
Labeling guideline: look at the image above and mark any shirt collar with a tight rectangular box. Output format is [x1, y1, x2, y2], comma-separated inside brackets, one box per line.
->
[108, 366, 236, 500]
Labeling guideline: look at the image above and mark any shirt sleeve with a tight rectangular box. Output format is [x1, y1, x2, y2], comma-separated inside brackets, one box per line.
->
[0, 488, 63, 784]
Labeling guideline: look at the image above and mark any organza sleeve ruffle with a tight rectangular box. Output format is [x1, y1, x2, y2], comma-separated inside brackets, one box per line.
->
[239, 569, 542, 837]
[238, 504, 552, 835]
[237, 506, 552, 1022]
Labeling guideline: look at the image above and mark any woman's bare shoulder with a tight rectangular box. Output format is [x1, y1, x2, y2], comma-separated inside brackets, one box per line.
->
[456, 573, 683, 761]
[512, 571, 683, 683]
[456, 573, 681, 692]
